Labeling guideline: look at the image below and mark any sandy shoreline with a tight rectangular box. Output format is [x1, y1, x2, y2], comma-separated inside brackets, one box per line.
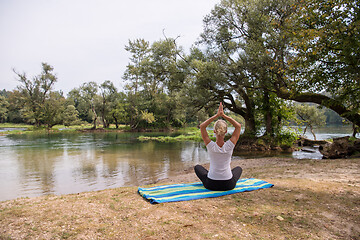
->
[1, 157, 359, 239]
[156, 157, 360, 186]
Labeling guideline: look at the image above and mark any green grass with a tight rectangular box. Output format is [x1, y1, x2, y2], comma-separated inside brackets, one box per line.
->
[0, 123, 132, 135]
[0, 123, 32, 128]
[138, 129, 216, 142]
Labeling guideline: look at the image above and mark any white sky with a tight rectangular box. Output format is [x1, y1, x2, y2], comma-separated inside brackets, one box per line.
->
[0, 0, 220, 94]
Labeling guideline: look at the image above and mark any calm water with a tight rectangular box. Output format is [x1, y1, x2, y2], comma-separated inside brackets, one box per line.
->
[0, 132, 211, 201]
[299, 125, 359, 140]
[0, 125, 356, 201]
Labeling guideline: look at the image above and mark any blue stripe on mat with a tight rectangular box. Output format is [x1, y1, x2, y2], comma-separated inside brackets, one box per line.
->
[138, 178, 273, 204]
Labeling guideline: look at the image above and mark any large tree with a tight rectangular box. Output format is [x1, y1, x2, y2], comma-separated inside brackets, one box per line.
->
[78, 82, 99, 129]
[188, 0, 359, 136]
[185, 0, 298, 135]
[67, 88, 93, 123]
[42, 91, 65, 129]
[123, 38, 188, 129]
[287, 0, 360, 128]
[14, 63, 58, 127]
[99, 80, 118, 128]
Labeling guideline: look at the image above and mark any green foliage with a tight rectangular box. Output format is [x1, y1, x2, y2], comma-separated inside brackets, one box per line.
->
[138, 129, 211, 142]
[3, 0, 359, 134]
[62, 105, 80, 126]
[291, 0, 360, 95]
[77, 82, 99, 129]
[0, 96, 9, 123]
[42, 92, 65, 129]
[294, 103, 326, 140]
[186, 0, 299, 136]
[295, 104, 326, 127]
[14, 63, 59, 127]
[110, 100, 129, 128]
[122, 38, 192, 130]
[140, 110, 155, 124]
[288, 0, 360, 126]
[275, 128, 299, 147]
[67, 88, 93, 123]
[6, 90, 25, 123]
[0, 123, 31, 128]
[98, 80, 118, 128]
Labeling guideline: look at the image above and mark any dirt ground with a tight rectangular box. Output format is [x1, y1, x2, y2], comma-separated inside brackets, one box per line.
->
[1, 157, 359, 240]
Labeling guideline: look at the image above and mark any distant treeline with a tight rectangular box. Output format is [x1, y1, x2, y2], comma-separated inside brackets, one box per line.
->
[0, 0, 358, 140]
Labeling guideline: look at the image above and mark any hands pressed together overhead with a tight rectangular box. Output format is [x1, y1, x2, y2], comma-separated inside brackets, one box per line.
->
[217, 102, 225, 118]
[200, 102, 241, 146]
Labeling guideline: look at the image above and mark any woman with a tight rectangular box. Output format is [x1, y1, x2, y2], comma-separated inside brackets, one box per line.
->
[194, 102, 242, 191]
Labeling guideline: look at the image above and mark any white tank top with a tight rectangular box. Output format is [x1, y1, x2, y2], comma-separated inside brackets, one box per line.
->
[206, 140, 235, 180]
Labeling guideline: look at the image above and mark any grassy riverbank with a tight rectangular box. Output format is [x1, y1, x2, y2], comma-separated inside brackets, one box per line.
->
[138, 127, 206, 142]
[1, 157, 359, 239]
[0, 123, 131, 135]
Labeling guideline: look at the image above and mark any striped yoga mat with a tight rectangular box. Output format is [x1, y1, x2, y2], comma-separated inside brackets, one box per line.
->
[138, 178, 273, 204]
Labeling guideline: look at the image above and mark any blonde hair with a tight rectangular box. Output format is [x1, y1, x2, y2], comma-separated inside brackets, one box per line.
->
[214, 120, 227, 136]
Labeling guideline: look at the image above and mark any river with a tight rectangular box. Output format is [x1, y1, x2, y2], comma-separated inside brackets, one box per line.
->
[0, 125, 357, 201]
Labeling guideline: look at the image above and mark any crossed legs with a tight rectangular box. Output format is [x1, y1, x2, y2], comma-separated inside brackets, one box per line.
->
[194, 165, 243, 191]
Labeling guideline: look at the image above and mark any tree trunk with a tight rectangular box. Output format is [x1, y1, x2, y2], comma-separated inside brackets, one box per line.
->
[263, 91, 273, 136]
[353, 124, 359, 138]
[303, 125, 308, 135]
[113, 113, 119, 129]
[244, 116, 256, 136]
[309, 124, 316, 140]
[102, 117, 107, 128]
[91, 105, 97, 130]
[102, 100, 107, 128]
[222, 89, 257, 136]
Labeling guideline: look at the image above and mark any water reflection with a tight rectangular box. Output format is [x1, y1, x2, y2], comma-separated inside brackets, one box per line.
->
[0, 125, 356, 201]
[0, 133, 209, 201]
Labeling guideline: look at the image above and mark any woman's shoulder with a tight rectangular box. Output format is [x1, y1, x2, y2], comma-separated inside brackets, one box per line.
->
[225, 139, 235, 146]
[224, 139, 235, 150]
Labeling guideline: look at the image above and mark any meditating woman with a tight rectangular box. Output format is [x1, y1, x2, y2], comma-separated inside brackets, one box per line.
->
[194, 102, 242, 191]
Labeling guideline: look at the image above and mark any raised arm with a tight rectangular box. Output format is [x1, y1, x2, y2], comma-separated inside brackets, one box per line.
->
[199, 103, 223, 145]
[199, 114, 218, 146]
[221, 113, 241, 145]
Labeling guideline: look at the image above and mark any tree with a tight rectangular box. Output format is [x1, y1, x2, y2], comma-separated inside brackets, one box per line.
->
[294, 103, 326, 140]
[189, 0, 359, 137]
[123, 39, 150, 129]
[110, 100, 129, 129]
[185, 0, 298, 136]
[123, 38, 187, 129]
[6, 90, 25, 123]
[99, 80, 118, 128]
[14, 63, 58, 127]
[123, 39, 151, 94]
[278, 0, 360, 128]
[67, 88, 93, 123]
[42, 91, 65, 129]
[78, 82, 99, 129]
[0, 96, 9, 123]
[62, 105, 80, 126]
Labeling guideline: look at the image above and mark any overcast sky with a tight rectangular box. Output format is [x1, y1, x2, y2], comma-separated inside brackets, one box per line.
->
[0, 0, 220, 94]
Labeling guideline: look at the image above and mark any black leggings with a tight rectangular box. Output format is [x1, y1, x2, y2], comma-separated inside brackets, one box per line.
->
[194, 165, 243, 191]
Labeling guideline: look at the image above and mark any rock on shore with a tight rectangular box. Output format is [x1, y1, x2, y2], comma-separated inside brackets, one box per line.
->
[319, 136, 360, 159]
